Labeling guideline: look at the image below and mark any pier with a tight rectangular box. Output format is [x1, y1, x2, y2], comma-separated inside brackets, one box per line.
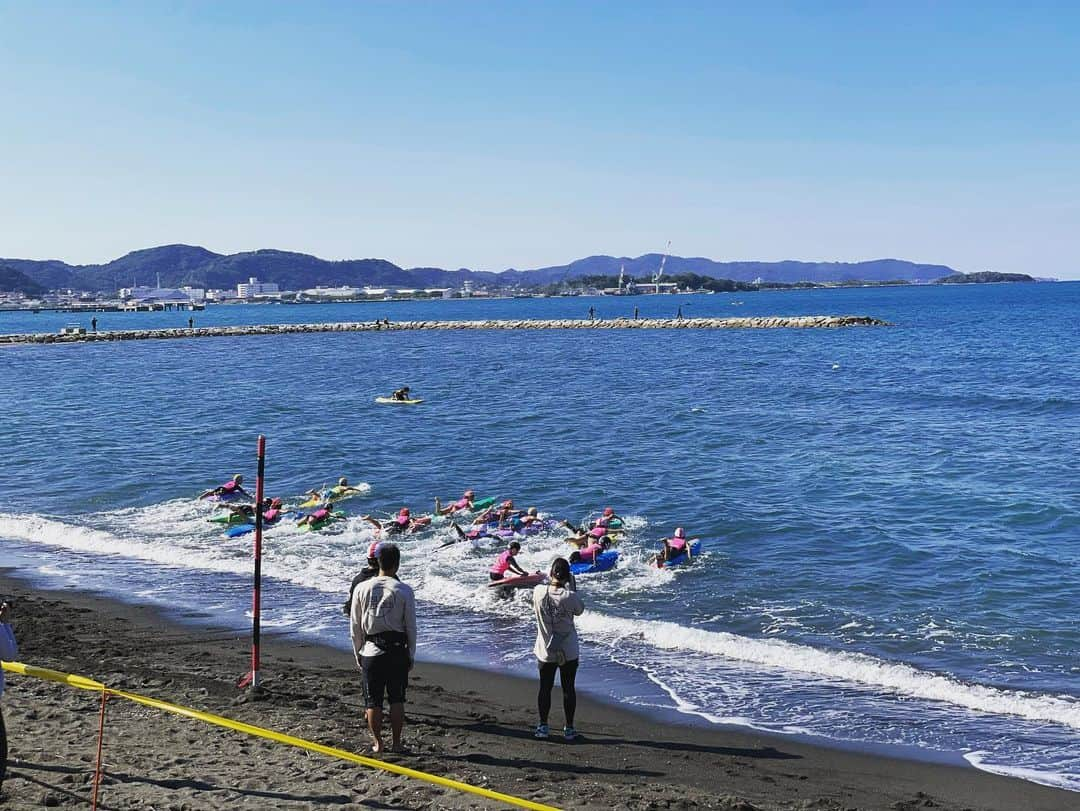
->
[0, 315, 890, 345]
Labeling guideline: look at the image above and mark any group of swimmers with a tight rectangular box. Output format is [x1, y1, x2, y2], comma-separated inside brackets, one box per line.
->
[198, 474, 366, 529]
[200, 479, 696, 570]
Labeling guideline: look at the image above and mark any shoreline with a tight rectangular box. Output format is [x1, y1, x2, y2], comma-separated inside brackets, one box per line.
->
[0, 314, 890, 345]
[1, 569, 1075, 810]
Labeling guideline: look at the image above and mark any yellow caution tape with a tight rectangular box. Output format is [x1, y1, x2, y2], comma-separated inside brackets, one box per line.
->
[2, 661, 559, 811]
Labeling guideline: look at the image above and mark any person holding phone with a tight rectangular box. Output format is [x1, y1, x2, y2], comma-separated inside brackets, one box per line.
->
[0, 599, 17, 791]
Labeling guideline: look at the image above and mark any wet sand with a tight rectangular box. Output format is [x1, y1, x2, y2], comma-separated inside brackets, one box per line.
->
[0, 571, 1074, 810]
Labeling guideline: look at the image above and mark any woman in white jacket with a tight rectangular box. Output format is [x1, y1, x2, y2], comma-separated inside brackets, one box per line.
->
[532, 558, 585, 741]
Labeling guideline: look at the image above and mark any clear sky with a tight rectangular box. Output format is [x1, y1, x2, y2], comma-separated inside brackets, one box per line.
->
[1, 2, 1077, 278]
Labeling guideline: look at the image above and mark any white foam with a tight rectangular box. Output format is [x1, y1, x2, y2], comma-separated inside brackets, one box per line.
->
[964, 751, 1080, 792]
[576, 612, 1080, 730]
[6, 509, 1079, 735]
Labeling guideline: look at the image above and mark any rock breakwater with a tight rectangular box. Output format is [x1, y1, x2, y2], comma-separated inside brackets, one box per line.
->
[0, 315, 890, 345]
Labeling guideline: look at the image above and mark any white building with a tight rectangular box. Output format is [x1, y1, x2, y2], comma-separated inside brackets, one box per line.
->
[302, 286, 361, 299]
[237, 277, 280, 298]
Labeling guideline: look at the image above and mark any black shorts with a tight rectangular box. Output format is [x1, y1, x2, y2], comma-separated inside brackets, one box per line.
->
[361, 649, 409, 709]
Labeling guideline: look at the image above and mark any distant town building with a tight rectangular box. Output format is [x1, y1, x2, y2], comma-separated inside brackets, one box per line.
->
[301, 286, 361, 299]
[237, 277, 280, 298]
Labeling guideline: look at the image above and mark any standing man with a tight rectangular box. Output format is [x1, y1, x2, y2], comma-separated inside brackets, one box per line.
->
[633, 306, 639, 320]
[188, 316, 194, 329]
[0, 599, 17, 790]
[350, 544, 416, 754]
[91, 317, 97, 332]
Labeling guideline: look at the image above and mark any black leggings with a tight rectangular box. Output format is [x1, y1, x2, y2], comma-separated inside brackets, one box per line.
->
[537, 658, 579, 727]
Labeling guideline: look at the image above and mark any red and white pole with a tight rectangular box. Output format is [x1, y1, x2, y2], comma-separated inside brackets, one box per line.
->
[240, 435, 266, 690]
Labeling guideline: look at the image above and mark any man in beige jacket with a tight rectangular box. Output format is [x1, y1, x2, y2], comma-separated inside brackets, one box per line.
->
[350, 544, 416, 753]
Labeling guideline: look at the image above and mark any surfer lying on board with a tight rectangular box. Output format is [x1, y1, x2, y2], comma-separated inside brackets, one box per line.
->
[363, 507, 431, 536]
[390, 386, 412, 401]
[490, 541, 530, 582]
[597, 506, 623, 528]
[472, 499, 516, 526]
[656, 527, 693, 565]
[569, 536, 611, 565]
[198, 474, 251, 501]
[435, 489, 475, 516]
[297, 502, 334, 527]
[566, 521, 613, 548]
[518, 507, 542, 528]
[306, 477, 364, 501]
[261, 497, 286, 524]
[221, 497, 278, 520]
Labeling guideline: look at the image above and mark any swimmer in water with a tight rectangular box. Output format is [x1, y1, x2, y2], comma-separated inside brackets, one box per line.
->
[199, 474, 251, 501]
[435, 489, 475, 516]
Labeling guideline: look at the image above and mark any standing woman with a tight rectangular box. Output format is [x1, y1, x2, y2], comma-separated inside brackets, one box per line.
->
[532, 558, 585, 741]
[0, 599, 17, 790]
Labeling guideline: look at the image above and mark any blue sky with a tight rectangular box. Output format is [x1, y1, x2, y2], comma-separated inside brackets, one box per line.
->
[1, 2, 1077, 278]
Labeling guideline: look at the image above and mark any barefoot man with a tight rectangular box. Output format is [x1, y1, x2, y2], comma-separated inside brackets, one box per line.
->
[349, 543, 416, 753]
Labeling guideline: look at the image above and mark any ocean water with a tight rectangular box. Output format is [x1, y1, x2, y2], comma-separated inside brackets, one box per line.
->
[1, 283, 1077, 790]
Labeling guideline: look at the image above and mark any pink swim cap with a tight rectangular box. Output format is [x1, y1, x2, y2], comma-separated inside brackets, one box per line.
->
[367, 541, 381, 558]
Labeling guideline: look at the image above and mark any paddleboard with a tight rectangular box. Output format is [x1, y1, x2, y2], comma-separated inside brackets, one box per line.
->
[209, 512, 250, 525]
[298, 510, 347, 532]
[298, 486, 367, 509]
[653, 539, 702, 569]
[224, 512, 300, 538]
[487, 573, 546, 590]
[570, 550, 619, 575]
[375, 397, 423, 404]
[462, 496, 496, 513]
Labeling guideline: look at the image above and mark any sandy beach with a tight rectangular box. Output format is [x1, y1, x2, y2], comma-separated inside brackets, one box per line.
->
[0, 571, 1074, 810]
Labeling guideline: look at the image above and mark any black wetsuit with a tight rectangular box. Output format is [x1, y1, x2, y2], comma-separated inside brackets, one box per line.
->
[343, 565, 379, 615]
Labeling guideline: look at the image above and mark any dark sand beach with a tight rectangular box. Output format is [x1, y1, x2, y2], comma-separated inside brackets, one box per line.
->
[0, 571, 1074, 810]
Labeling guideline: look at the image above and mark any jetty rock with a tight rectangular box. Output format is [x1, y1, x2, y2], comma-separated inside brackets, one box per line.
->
[0, 315, 891, 345]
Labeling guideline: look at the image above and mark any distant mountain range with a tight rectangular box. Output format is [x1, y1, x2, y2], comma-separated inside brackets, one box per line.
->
[0, 244, 962, 293]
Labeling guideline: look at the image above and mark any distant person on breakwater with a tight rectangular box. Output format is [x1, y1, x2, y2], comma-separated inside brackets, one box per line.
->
[533, 557, 584, 741]
[588, 306, 595, 320]
[0, 598, 17, 789]
[91, 317, 97, 332]
[677, 306, 683, 319]
[634, 306, 639, 319]
[188, 316, 194, 329]
[350, 543, 416, 754]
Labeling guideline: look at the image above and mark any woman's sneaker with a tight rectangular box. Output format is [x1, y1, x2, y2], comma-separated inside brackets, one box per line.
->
[563, 726, 579, 741]
[534, 723, 549, 739]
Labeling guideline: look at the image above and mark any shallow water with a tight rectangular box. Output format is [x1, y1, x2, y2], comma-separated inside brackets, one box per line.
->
[1, 283, 1077, 789]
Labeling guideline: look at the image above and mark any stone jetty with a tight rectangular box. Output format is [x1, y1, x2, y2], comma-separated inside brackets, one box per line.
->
[0, 315, 890, 346]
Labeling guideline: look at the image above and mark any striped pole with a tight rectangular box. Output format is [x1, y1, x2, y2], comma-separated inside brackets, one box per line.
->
[240, 435, 266, 690]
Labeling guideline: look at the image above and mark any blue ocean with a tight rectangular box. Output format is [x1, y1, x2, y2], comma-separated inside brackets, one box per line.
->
[1, 283, 1077, 790]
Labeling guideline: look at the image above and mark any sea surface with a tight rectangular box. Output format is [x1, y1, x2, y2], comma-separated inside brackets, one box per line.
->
[1, 283, 1077, 790]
